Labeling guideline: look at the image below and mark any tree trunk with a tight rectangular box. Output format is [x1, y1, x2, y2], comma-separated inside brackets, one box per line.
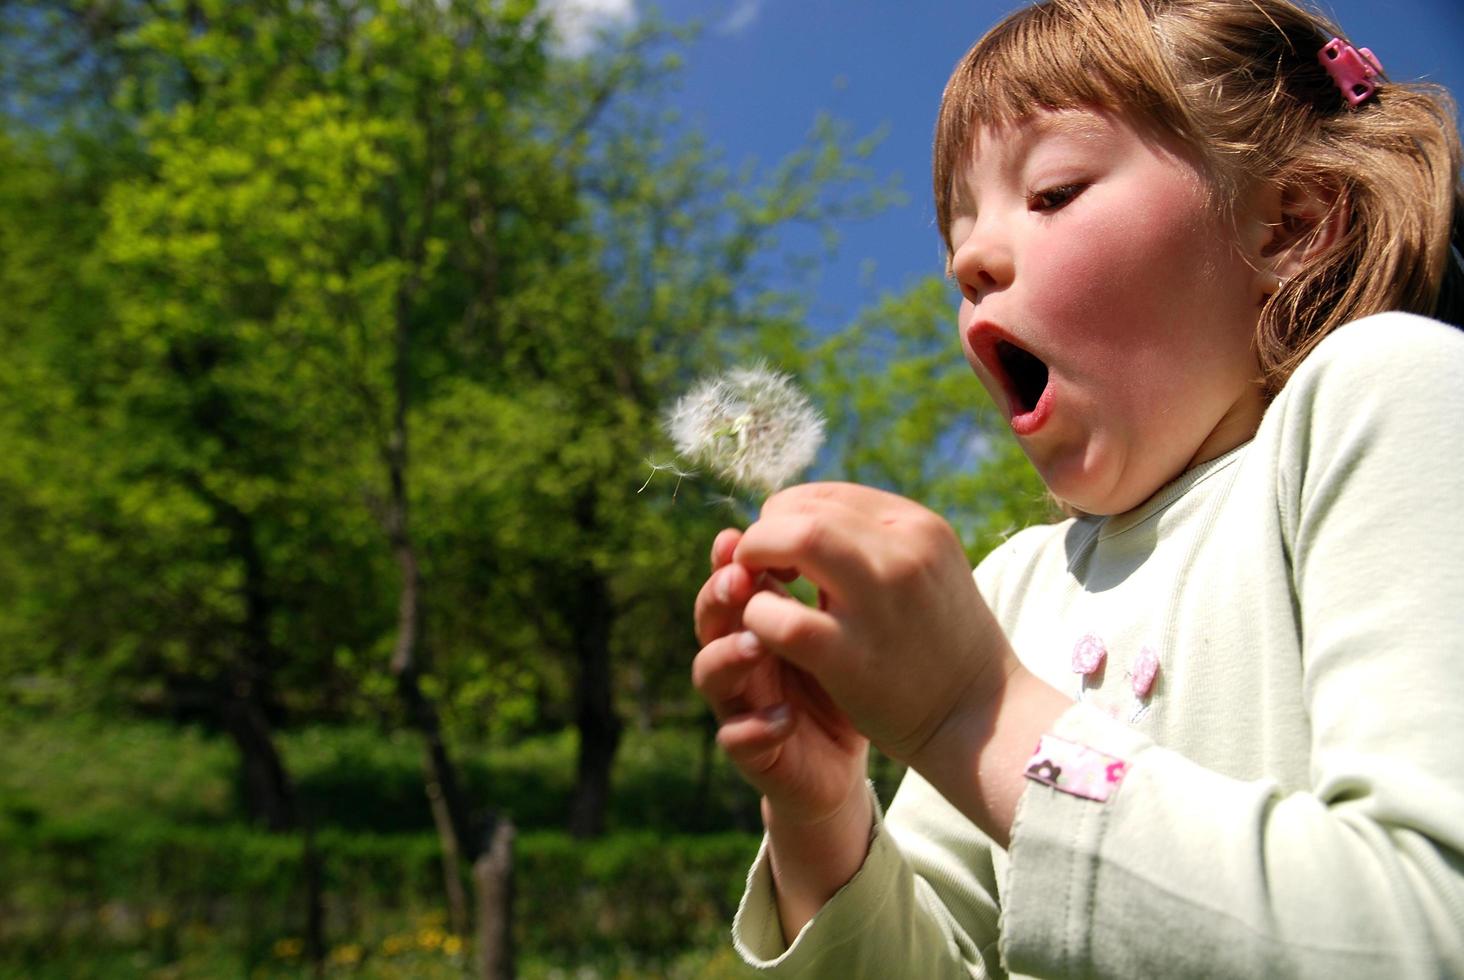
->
[423, 742, 471, 938]
[218, 690, 326, 972]
[196, 480, 328, 973]
[473, 817, 516, 980]
[187, 473, 292, 831]
[567, 556, 622, 839]
[380, 120, 513, 970]
[383, 266, 512, 963]
[388, 530, 475, 936]
[221, 692, 294, 831]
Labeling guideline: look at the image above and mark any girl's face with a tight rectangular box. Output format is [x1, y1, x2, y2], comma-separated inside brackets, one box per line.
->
[948, 108, 1271, 516]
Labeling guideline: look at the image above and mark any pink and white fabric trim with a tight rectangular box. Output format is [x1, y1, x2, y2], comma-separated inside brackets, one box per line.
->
[1024, 733, 1130, 803]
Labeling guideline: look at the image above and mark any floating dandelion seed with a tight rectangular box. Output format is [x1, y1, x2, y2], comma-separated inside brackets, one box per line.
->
[637, 459, 697, 498]
[662, 364, 825, 493]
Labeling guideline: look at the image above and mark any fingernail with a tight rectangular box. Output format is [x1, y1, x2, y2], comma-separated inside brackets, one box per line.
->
[736, 631, 761, 659]
[716, 570, 733, 604]
[764, 703, 791, 732]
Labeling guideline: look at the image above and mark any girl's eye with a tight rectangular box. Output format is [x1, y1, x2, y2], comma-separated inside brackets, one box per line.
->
[1028, 183, 1084, 212]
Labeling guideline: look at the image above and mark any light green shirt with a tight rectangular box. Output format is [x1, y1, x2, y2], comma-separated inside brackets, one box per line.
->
[733, 312, 1464, 978]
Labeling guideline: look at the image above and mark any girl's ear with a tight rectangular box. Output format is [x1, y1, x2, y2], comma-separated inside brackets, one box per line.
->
[1255, 179, 1347, 291]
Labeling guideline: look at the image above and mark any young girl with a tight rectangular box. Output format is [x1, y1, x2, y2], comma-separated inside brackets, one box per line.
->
[692, 0, 1464, 975]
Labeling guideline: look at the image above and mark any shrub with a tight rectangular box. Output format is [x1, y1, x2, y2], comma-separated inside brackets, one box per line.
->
[0, 813, 762, 971]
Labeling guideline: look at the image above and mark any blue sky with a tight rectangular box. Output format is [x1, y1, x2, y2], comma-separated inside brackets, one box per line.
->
[623, 0, 1464, 333]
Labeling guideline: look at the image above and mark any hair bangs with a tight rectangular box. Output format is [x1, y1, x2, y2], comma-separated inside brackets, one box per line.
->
[934, 0, 1188, 251]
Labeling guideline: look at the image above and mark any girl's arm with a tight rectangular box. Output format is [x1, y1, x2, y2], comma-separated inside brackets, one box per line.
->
[731, 316, 1464, 977]
[759, 783, 873, 940]
[993, 317, 1464, 978]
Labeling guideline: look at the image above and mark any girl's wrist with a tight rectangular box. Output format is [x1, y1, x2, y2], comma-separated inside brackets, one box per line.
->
[762, 781, 875, 942]
[910, 662, 1072, 849]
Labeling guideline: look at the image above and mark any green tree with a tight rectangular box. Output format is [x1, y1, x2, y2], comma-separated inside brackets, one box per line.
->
[85, 2, 585, 957]
[0, 9, 896, 968]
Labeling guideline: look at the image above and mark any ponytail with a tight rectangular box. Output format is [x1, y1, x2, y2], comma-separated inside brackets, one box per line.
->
[1256, 70, 1463, 393]
[1435, 212, 1464, 328]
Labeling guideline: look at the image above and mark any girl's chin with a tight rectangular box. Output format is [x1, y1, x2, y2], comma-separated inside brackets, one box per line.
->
[1032, 456, 1138, 518]
[1053, 476, 1165, 518]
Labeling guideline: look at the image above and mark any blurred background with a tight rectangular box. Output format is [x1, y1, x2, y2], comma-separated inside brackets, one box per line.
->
[0, 1, 1457, 977]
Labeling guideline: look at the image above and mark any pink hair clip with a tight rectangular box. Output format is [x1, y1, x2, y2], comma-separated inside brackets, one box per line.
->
[1319, 37, 1383, 108]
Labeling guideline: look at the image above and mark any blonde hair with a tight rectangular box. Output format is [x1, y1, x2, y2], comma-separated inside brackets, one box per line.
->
[934, 0, 1464, 395]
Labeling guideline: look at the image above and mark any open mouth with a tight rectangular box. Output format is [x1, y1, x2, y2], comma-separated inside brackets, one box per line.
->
[995, 339, 1050, 417]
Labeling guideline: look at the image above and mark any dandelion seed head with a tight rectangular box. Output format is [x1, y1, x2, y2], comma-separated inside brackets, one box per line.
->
[664, 363, 825, 493]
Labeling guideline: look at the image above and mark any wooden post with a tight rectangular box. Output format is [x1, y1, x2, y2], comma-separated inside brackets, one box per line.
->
[472, 817, 516, 980]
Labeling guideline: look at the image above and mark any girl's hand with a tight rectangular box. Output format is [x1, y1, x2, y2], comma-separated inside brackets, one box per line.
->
[693, 528, 870, 827]
[732, 483, 1020, 774]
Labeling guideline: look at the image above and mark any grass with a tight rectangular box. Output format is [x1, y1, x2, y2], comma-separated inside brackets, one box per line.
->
[0, 708, 905, 837]
[0, 707, 793, 977]
[0, 943, 757, 980]
[0, 709, 782, 836]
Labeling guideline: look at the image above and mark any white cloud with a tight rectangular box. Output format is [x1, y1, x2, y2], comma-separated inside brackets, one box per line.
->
[719, 0, 763, 35]
[539, 0, 637, 57]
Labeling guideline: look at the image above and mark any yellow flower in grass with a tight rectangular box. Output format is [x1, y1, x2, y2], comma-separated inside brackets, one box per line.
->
[442, 935, 464, 956]
[417, 926, 446, 950]
[272, 937, 304, 959]
[328, 943, 363, 966]
[381, 933, 410, 956]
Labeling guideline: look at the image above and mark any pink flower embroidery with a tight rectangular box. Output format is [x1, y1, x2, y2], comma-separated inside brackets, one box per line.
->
[1027, 760, 1062, 783]
[1071, 633, 1107, 675]
[1131, 645, 1160, 699]
[1105, 761, 1128, 783]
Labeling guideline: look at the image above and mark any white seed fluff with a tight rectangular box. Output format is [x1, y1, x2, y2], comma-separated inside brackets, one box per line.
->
[664, 365, 825, 493]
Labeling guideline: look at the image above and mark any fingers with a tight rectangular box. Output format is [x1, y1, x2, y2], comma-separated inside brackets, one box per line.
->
[735, 482, 962, 607]
[710, 527, 742, 571]
[759, 481, 909, 518]
[694, 561, 760, 646]
[696, 538, 802, 646]
[715, 704, 793, 772]
[692, 630, 767, 718]
[713, 526, 797, 582]
[693, 633, 795, 775]
[734, 508, 878, 605]
[741, 588, 842, 678]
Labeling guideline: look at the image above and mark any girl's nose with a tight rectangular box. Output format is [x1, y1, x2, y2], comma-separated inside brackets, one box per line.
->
[949, 221, 1014, 301]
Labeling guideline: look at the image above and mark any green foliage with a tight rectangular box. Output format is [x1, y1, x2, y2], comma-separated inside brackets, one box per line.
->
[287, 725, 765, 835]
[0, 713, 765, 973]
[0, 0, 906, 753]
[0, 712, 763, 837]
[0, 714, 237, 830]
[0, 811, 760, 975]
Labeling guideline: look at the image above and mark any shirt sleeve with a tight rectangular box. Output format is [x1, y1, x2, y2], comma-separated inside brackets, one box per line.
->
[1000, 314, 1464, 979]
[731, 777, 1006, 977]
